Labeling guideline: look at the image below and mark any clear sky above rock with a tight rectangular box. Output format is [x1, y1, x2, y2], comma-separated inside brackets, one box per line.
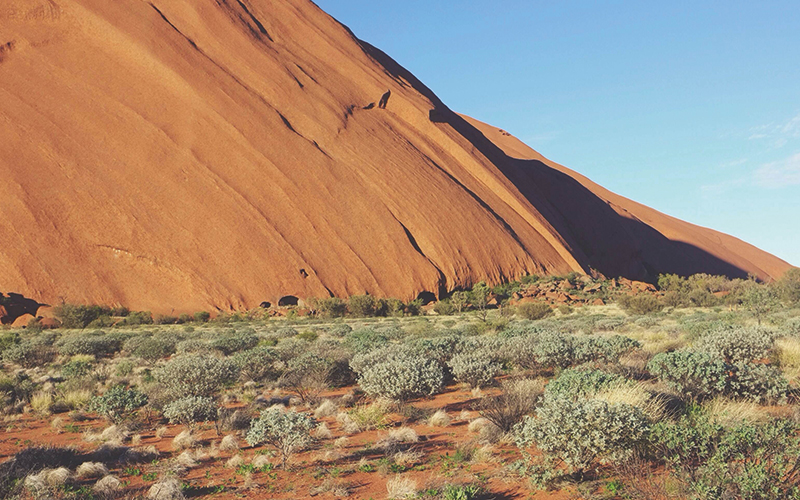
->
[316, 0, 800, 267]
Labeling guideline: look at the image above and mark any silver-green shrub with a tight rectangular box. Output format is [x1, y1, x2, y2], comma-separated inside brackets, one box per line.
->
[545, 368, 627, 400]
[448, 351, 502, 388]
[694, 326, 775, 363]
[232, 346, 278, 382]
[515, 397, 649, 486]
[55, 332, 122, 358]
[729, 363, 790, 403]
[163, 396, 218, 428]
[647, 351, 729, 400]
[354, 348, 443, 401]
[154, 354, 238, 398]
[245, 407, 315, 468]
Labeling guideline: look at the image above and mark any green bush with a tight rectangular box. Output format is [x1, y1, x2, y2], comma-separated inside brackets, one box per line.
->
[209, 330, 258, 355]
[532, 331, 575, 369]
[651, 408, 800, 499]
[448, 351, 502, 388]
[278, 353, 332, 403]
[694, 325, 774, 363]
[545, 368, 628, 400]
[617, 294, 664, 315]
[345, 328, 389, 353]
[348, 294, 380, 317]
[53, 304, 112, 329]
[355, 349, 443, 401]
[232, 346, 279, 382]
[120, 311, 153, 325]
[55, 332, 122, 358]
[123, 335, 178, 361]
[516, 302, 553, 321]
[163, 396, 218, 428]
[310, 297, 347, 318]
[0, 373, 35, 407]
[246, 407, 315, 468]
[729, 363, 790, 404]
[327, 323, 352, 338]
[433, 300, 456, 316]
[154, 354, 238, 398]
[89, 385, 148, 423]
[515, 397, 649, 487]
[647, 351, 729, 400]
[194, 311, 211, 323]
[2, 338, 56, 368]
[61, 359, 93, 379]
[572, 335, 641, 364]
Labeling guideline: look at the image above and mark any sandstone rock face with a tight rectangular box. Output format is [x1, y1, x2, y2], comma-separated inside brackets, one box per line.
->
[0, 0, 792, 313]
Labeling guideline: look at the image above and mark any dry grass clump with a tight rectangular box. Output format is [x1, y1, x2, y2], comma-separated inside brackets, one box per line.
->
[93, 474, 122, 497]
[25, 467, 73, 494]
[63, 389, 93, 410]
[219, 434, 239, 452]
[147, 478, 185, 500]
[428, 410, 451, 427]
[251, 454, 272, 468]
[386, 475, 417, 499]
[592, 382, 666, 421]
[392, 450, 424, 468]
[176, 450, 198, 468]
[30, 391, 53, 414]
[467, 417, 502, 443]
[705, 397, 770, 427]
[377, 426, 418, 452]
[225, 454, 245, 469]
[155, 426, 169, 439]
[776, 336, 800, 383]
[333, 436, 349, 449]
[315, 422, 333, 439]
[76, 461, 109, 479]
[314, 399, 338, 418]
[172, 429, 197, 450]
[50, 416, 65, 432]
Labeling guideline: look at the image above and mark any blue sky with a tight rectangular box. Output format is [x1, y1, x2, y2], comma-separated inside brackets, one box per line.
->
[314, 0, 800, 268]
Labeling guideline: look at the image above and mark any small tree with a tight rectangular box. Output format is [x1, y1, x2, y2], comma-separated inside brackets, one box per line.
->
[450, 291, 469, 314]
[278, 353, 332, 404]
[742, 285, 777, 325]
[163, 396, 218, 430]
[470, 282, 491, 322]
[246, 407, 315, 469]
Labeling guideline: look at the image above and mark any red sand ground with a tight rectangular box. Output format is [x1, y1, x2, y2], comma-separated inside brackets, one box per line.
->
[1, 387, 577, 499]
[0, 0, 792, 314]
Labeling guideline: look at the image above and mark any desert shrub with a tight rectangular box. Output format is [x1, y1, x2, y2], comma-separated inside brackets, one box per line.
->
[246, 407, 315, 468]
[194, 311, 211, 322]
[545, 368, 628, 400]
[532, 331, 575, 369]
[310, 297, 347, 318]
[516, 302, 553, 320]
[515, 397, 649, 487]
[54, 304, 113, 329]
[477, 378, 544, 432]
[694, 325, 775, 363]
[433, 300, 456, 316]
[651, 409, 800, 499]
[0, 373, 35, 407]
[356, 350, 443, 401]
[175, 339, 210, 354]
[232, 346, 278, 382]
[155, 355, 238, 398]
[56, 332, 122, 358]
[278, 353, 332, 403]
[61, 358, 93, 379]
[120, 311, 153, 325]
[123, 335, 178, 361]
[617, 294, 664, 315]
[647, 351, 729, 400]
[348, 294, 380, 317]
[573, 335, 641, 364]
[2, 338, 56, 368]
[209, 329, 259, 355]
[345, 327, 389, 353]
[163, 396, 218, 428]
[327, 323, 352, 338]
[728, 363, 790, 403]
[448, 352, 502, 388]
[0, 332, 18, 354]
[777, 268, 800, 305]
[89, 385, 148, 423]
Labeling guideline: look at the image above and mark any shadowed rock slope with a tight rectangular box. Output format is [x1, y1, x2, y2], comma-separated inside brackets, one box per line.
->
[0, 0, 791, 313]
